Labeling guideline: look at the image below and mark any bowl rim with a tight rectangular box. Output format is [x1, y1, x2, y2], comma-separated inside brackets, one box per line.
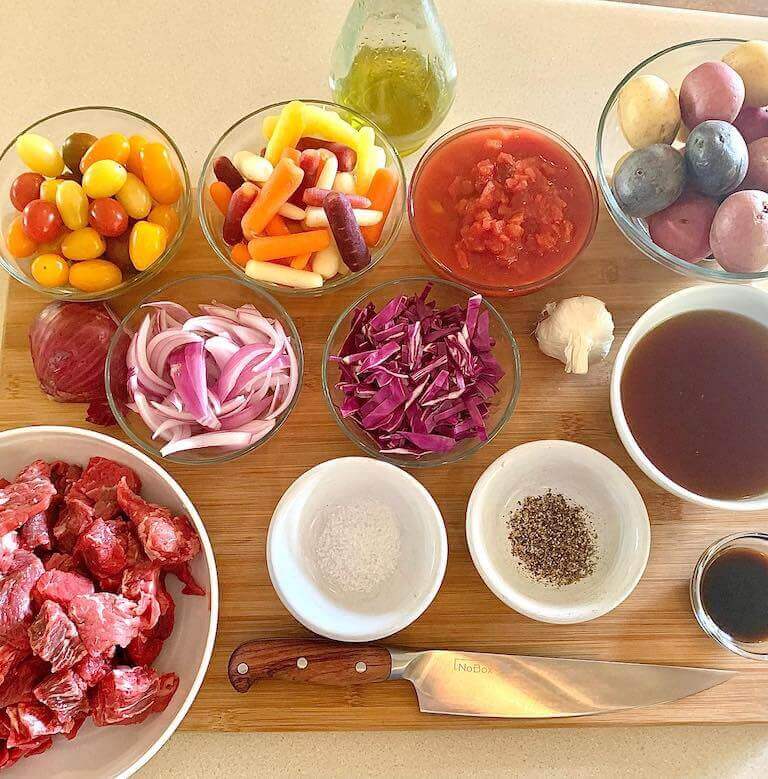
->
[407, 117, 599, 296]
[0, 424, 219, 779]
[690, 531, 768, 661]
[104, 272, 304, 465]
[196, 98, 406, 298]
[593, 37, 768, 284]
[465, 439, 651, 624]
[266, 456, 448, 642]
[0, 105, 192, 301]
[321, 274, 522, 468]
[609, 284, 768, 511]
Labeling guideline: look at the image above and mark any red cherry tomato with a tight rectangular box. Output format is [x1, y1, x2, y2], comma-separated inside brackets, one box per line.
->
[21, 199, 64, 243]
[88, 198, 129, 237]
[10, 172, 45, 211]
[104, 231, 132, 271]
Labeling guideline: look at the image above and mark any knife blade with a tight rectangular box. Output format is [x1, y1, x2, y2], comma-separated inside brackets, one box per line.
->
[227, 639, 734, 718]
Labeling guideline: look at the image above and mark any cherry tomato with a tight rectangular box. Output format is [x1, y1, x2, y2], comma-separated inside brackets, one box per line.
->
[62, 132, 97, 175]
[10, 172, 44, 211]
[148, 204, 180, 238]
[5, 216, 37, 258]
[69, 259, 122, 292]
[88, 198, 129, 237]
[21, 199, 64, 243]
[31, 254, 69, 288]
[104, 232, 133, 272]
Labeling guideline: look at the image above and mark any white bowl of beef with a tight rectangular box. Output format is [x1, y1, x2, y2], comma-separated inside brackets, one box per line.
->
[0, 425, 218, 778]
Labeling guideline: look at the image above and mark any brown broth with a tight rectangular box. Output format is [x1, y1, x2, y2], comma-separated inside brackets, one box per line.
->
[620, 310, 768, 500]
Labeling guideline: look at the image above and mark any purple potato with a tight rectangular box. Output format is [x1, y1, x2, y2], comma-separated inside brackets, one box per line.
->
[685, 120, 748, 197]
[742, 138, 768, 191]
[733, 105, 768, 143]
[614, 144, 686, 218]
[679, 61, 745, 128]
[647, 190, 718, 262]
[710, 190, 768, 272]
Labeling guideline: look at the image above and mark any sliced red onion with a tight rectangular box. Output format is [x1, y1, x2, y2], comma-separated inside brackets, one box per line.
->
[127, 302, 298, 456]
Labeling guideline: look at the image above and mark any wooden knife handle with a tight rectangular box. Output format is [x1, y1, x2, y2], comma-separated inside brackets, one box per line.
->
[228, 638, 393, 692]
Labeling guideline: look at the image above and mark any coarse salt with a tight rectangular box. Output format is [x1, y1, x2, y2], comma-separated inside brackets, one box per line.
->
[315, 499, 401, 596]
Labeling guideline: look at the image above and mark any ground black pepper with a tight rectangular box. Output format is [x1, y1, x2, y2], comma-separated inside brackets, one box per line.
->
[506, 490, 598, 586]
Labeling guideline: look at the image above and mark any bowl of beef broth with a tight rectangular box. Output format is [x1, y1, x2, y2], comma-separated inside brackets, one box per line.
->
[611, 285, 768, 511]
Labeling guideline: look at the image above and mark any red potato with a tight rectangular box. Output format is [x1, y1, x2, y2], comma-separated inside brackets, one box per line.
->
[679, 61, 745, 128]
[710, 189, 768, 272]
[647, 190, 718, 263]
[733, 105, 768, 143]
[742, 138, 768, 191]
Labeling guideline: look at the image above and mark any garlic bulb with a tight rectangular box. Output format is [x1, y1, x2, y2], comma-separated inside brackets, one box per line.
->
[535, 296, 615, 374]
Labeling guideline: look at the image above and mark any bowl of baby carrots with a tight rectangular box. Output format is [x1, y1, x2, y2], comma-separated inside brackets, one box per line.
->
[198, 99, 406, 296]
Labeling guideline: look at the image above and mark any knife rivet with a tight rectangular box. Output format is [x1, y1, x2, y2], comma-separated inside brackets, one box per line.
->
[297, 657, 308, 670]
[236, 663, 248, 675]
[355, 661, 367, 673]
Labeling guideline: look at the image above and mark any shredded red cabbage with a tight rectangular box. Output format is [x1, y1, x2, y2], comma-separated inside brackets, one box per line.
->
[331, 284, 503, 457]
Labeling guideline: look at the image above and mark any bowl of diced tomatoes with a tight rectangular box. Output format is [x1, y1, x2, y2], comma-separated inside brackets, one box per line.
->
[408, 118, 599, 297]
[0, 425, 217, 778]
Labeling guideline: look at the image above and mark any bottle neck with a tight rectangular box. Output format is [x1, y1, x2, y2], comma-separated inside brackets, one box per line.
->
[355, 0, 435, 14]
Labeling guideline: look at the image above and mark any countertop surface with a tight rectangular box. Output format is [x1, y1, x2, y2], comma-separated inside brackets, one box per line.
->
[2, 0, 768, 776]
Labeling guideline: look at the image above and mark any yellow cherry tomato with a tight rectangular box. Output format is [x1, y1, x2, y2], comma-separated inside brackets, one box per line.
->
[82, 159, 127, 199]
[40, 178, 63, 203]
[148, 204, 180, 239]
[140, 143, 182, 205]
[6, 216, 37, 258]
[129, 220, 167, 270]
[38, 231, 68, 254]
[79, 132, 130, 172]
[31, 253, 69, 287]
[116, 173, 152, 219]
[69, 259, 122, 292]
[61, 227, 106, 261]
[15, 133, 64, 177]
[55, 180, 89, 230]
[126, 134, 148, 177]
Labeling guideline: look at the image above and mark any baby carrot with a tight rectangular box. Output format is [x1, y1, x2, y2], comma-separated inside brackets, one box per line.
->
[230, 242, 250, 267]
[280, 147, 302, 164]
[361, 168, 399, 246]
[265, 214, 291, 236]
[247, 229, 329, 261]
[210, 181, 233, 215]
[290, 252, 312, 270]
[265, 101, 305, 165]
[241, 158, 305, 240]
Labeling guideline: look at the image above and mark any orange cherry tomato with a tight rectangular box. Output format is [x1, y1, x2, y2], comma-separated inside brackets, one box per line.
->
[140, 143, 182, 205]
[6, 216, 38, 258]
[126, 134, 148, 177]
[79, 133, 130, 172]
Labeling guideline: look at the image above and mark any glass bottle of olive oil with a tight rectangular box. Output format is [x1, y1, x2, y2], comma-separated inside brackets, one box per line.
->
[330, 0, 457, 157]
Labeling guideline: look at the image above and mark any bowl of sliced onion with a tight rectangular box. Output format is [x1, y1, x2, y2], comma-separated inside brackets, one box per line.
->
[105, 274, 303, 464]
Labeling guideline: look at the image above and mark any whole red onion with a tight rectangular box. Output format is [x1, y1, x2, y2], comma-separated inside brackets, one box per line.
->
[29, 302, 126, 425]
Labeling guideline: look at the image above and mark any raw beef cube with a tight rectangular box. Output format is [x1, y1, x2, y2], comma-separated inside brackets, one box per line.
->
[154, 573, 175, 640]
[0, 654, 48, 708]
[167, 561, 206, 596]
[28, 601, 87, 672]
[52, 496, 95, 553]
[0, 736, 54, 768]
[121, 562, 162, 631]
[72, 457, 141, 520]
[6, 701, 74, 746]
[0, 551, 44, 643]
[0, 532, 20, 574]
[15, 460, 51, 483]
[116, 480, 201, 566]
[0, 477, 57, 536]
[19, 511, 52, 551]
[43, 552, 80, 573]
[34, 669, 89, 721]
[74, 653, 113, 687]
[90, 666, 178, 726]
[68, 592, 140, 656]
[50, 461, 82, 498]
[63, 712, 87, 740]
[126, 633, 164, 666]
[33, 569, 94, 609]
[75, 517, 128, 580]
[0, 643, 28, 686]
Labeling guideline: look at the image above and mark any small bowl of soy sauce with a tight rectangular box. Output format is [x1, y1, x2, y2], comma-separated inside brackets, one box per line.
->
[691, 532, 768, 660]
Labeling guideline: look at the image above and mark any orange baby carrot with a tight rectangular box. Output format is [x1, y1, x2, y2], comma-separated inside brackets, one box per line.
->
[265, 214, 291, 236]
[280, 147, 302, 164]
[210, 181, 233, 215]
[247, 229, 329, 261]
[361, 168, 398, 246]
[290, 252, 312, 270]
[230, 242, 250, 267]
[241, 158, 304, 240]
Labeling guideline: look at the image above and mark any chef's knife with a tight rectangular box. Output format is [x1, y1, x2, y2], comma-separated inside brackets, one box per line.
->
[227, 639, 734, 718]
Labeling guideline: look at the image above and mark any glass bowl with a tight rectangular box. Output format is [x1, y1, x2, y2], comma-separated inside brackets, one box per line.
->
[690, 532, 768, 661]
[197, 99, 406, 297]
[105, 274, 303, 465]
[595, 38, 767, 283]
[0, 106, 191, 301]
[322, 276, 521, 468]
[408, 118, 598, 297]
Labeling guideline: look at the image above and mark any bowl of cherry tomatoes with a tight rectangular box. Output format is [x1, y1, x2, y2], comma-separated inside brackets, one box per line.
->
[0, 106, 191, 301]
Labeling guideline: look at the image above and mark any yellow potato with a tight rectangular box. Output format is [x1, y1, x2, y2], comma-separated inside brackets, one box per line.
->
[723, 40, 768, 107]
[618, 75, 681, 149]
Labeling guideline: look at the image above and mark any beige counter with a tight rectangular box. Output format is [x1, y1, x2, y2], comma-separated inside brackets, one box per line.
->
[2, 0, 768, 776]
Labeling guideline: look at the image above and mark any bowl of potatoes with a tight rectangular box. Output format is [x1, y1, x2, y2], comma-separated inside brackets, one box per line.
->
[596, 38, 768, 282]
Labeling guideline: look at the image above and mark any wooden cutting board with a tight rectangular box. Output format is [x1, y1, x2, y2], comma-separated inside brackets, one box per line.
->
[1, 211, 767, 731]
